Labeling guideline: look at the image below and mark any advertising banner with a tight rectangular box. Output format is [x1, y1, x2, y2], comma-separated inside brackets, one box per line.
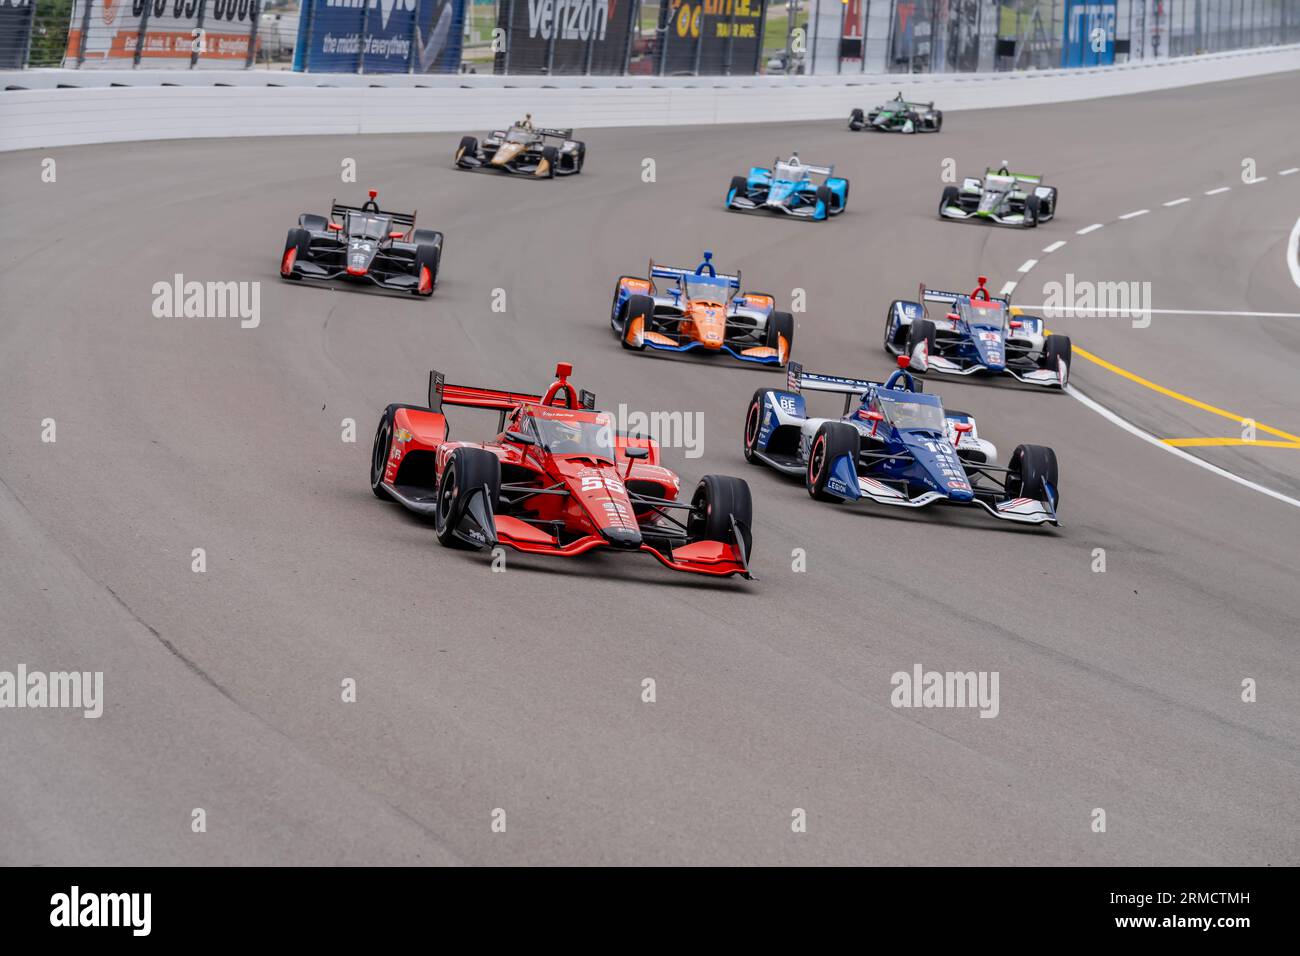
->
[293, 0, 465, 73]
[0, 0, 35, 70]
[1061, 0, 1115, 67]
[64, 0, 261, 68]
[656, 0, 766, 75]
[494, 0, 636, 75]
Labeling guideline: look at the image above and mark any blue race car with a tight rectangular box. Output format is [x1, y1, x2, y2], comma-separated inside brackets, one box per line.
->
[884, 275, 1071, 389]
[741, 358, 1061, 526]
[726, 154, 849, 221]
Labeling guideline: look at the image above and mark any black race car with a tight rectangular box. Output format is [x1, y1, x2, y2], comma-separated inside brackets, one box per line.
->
[455, 118, 585, 178]
[280, 190, 444, 296]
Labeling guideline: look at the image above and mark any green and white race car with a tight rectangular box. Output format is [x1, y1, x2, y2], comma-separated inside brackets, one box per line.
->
[938, 164, 1058, 228]
[848, 93, 942, 134]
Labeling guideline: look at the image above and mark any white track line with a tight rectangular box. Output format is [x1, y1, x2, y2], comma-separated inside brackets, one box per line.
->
[1066, 385, 1300, 511]
[1288, 215, 1300, 291]
[1017, 259, 1038, 273]
[1016, 305, 1300, 319]
[1042, 240, 1067, 253]
[1280, 168, 1299, 176]
[1077, 223, 1104, 235]
[999, 281, 1018, 296]
[1205, 186, 1231, 195]
[1163, 197, 1191, 206]
[1118, 209, 1150, 220]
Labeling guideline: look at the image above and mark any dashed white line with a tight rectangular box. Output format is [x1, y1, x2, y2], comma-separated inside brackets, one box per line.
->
[1077, 223, 1104, 235]
[1246, 176, 1268, 184]
[1042, 240, 1067, 253]
[1278, 167, 1298, 176]
[1118, 209, 1150, 220]
[1066, 385, 1300, 511]
[1163, 197, 1191, 206]
[999, 281, 1018, 296]
[1017, 259, 1038, 273]
[1205, 186, 1231, 195]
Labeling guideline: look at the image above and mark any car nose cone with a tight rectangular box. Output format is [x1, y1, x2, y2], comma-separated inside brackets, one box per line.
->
[602, 527, 643, 550]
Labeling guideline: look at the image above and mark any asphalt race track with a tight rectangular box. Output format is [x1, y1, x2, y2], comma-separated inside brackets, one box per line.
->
[1, 72, 1297, 866]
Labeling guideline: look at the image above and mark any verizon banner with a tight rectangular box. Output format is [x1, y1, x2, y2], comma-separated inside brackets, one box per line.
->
[0, 0, 34, 70]
[495, 0, 636, 75]
[64, 0, 261, 69]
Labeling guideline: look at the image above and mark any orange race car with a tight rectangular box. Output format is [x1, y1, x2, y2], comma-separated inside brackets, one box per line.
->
[610, 251, 795, 367]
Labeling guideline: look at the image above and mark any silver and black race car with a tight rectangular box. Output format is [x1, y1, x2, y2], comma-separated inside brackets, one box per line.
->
[849, 93, 942, 133]
[454, 117, 585, 178]
[939, 164, 1058, 227]
[279, 190, 444, 297]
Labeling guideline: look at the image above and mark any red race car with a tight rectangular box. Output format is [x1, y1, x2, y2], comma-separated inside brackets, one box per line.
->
[369, 362, 754, 579]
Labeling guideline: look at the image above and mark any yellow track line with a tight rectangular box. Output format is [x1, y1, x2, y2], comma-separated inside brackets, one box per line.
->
[1062, 341, 1300, 443]
[1163, 437, 1300, 448]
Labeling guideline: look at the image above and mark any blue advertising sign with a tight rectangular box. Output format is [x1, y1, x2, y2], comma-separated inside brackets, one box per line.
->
[1061, 0, 1116, 67]
[294, 0, 465, 73]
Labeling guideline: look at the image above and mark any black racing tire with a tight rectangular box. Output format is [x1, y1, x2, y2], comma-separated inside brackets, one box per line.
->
[905, 317, 936, 365]
[688, 475, 754, 560]
[939, 185, 960, 219]
[883, 301, 908, 353]
[1007, 444, 1059, 507]
[1042, 187, 1057, 217]
[619, 293, 655, 351]
[933, 110, 943, 131]
[815, 184, 835, 219]
[434, 448, 501, 549]
[572, 142, 586, 173]
[455, 135, 477, 166]
[413, 244, 439, 296]
[743, 389, 767, 464]
[540, 145, 559, 179]
[806, 421, 860, 503]
[765, 310, 795, 360]
[412, 228, 443, 252]
[298, 213, 328, 231]
[849, 108, 865, 130]
[728, 174, 748, 205]
[281, 227, 309, 279]
[1042, 333, 1072, 373]
[1024, 195, 1041, 228]
[370, 405, 398, 498]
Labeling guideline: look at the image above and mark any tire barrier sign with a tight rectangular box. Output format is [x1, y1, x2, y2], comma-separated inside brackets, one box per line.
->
[494, 0, 637, 75]
[63, 0, 262, 68]
[0, 0, 35, 71]
[656, 0, 767, 76]
[293, 0, 465, 73]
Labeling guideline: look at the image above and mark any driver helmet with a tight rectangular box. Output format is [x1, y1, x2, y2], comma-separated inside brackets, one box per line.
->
[550, 421, 584, 452]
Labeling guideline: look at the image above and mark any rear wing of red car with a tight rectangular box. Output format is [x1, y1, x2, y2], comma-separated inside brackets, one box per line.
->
[427, 365, 596, 415]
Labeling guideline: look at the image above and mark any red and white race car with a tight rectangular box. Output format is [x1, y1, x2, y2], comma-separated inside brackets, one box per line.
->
[369, 363, 754, 579]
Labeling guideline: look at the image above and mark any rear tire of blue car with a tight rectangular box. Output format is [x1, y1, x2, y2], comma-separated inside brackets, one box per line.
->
[619, 294, 654, 351]
[815, 185, 835, 220]
[905, 318, 936, 370]
[1007, 444, 1059, 508]
[807, 422, 859, 503]
[689, 475, 754, 561]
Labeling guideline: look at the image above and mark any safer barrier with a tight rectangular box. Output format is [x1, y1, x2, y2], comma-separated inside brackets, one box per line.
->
[2, 42, 1297, 151]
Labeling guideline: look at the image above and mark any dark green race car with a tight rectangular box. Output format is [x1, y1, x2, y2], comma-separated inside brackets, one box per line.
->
[849, 93, 942, 134]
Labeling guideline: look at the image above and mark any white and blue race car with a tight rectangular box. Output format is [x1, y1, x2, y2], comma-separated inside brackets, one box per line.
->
[741, 359, 1061, 526]
[725, 154, 849, 221]
[883, 276, 1071, 389]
